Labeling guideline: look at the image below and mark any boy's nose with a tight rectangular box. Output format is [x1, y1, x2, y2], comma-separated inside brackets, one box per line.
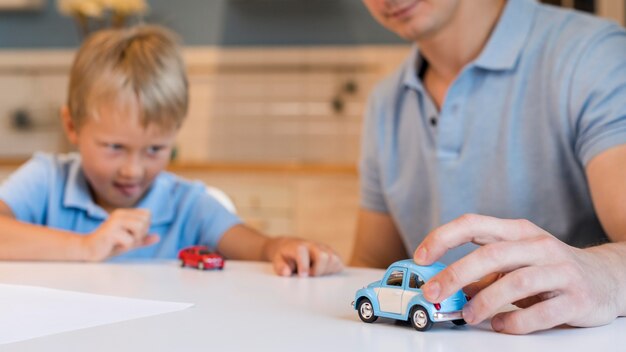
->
[119, 158, 144, 179]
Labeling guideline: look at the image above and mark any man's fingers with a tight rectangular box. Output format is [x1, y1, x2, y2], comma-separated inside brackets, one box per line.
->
[415, 214, 549, 265]
[422, 237, 558, 302]
[463, 272, 502, 297]
[490, 296, 575, 334]
[462, 265, 571, 325]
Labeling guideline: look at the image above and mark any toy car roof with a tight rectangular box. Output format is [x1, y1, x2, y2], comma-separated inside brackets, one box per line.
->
[387, 259, 447, 280]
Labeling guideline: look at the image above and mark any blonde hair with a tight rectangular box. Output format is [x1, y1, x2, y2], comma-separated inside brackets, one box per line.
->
[67, 25, 188, 130]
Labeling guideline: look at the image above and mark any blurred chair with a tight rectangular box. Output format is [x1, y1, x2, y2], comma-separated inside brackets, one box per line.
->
[206, 186, 237, 214]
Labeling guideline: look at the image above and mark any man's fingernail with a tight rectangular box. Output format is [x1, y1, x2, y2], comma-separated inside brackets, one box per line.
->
[415, 247, 427, 263]
[424, 281, 440, 300]
[463, 305, 474, 324]
[492, 316, 504, 332]
[298, 271, 309, 278]
[282, 267, 291, 276]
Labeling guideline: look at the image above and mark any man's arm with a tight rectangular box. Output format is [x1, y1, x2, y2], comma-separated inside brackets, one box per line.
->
[410, 145, 626, 334]
[349, 208, 407, 269]
[586, 144, 626, 242]
[586, 143, 626, 316]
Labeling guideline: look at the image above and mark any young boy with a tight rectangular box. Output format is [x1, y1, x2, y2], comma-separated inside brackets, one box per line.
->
[0, 25, 342, 277]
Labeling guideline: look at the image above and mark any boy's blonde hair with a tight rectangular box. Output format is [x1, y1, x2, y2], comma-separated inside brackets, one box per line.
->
[67, 25, 188, 130]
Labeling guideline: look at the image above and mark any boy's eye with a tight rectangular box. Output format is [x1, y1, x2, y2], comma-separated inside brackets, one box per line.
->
[106, 143, 123, 151]
[147, 146, 165, 155]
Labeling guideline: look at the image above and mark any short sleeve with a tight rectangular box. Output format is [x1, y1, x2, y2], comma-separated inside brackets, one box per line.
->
[570, 25, 626, 166]
[0, 153, 50, 223]
[191, 188, 243, 250]
[359, 89, 389, 213]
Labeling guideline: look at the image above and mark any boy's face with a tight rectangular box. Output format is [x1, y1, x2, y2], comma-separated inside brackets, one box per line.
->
[362, 0, 460, 41]
[62, 102, 177, 213]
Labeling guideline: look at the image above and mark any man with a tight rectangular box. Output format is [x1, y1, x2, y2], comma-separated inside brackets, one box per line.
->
[350, 0, 626, 334]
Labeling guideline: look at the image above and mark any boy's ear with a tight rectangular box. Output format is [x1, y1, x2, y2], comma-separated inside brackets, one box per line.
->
[60, 105, 79, 145]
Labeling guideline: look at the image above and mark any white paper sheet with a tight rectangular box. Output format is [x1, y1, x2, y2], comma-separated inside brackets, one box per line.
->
[0, 283, 193, 345]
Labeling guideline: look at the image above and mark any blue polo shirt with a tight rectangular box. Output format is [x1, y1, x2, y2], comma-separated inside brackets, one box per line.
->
[360, 0, 626, 263]
[0, 153, 242, 261]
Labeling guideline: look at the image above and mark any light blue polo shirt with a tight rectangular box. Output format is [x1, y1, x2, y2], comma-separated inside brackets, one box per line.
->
[0, 153, 242, 261]
[360, 0, 626, 263]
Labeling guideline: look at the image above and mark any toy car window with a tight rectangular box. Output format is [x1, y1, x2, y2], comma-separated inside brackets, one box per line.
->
[386, 270, 404, 287]
[409, 273, 425, 289]
[199, 250, 211, 255]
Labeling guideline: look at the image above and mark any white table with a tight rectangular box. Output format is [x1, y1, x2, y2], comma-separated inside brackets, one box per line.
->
[0, 261, 623, 351]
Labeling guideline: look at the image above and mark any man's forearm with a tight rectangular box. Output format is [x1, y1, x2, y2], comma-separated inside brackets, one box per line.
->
[0, 217, 86, 261]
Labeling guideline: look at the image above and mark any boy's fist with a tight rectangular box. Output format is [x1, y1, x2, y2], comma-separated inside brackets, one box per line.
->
[83, 209, 159, 261]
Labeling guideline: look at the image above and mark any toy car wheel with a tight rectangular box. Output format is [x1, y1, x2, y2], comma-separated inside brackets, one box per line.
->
[179, 259, 185, 267]
[452, 319, 466, 326]
[197, 262, 205, 270]
[410, 306, 433, 331]
[357, 298, 378, 323]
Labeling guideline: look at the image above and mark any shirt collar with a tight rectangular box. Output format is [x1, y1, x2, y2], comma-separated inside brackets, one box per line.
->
[473, 0, 537, 71]
[402, 45, 426, 91]
[63, 157, 176, 225]
[402, 0, 537, 84]
[63, 158, 108, 220]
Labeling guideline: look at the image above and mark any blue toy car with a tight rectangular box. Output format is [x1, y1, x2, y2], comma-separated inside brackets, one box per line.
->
[353, 259, 468, 331]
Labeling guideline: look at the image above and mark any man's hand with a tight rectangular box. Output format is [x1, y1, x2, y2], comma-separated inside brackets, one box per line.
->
[265, 237, 344, 277]
[414, 214, 623, 334]
[83, 209, 159, 261]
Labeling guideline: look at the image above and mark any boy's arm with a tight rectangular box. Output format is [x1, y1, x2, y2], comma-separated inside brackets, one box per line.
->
[0, 199, 14, 217]
[214, 224, 267, 261]
[0, 200, 88, 260]
[349, 208, 408, 269]
[0, 200, 158, 262]
[217, 224, 343, 277]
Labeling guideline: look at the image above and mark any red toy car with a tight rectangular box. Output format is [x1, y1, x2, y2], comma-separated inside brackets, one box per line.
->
[178, 246, 224, 270]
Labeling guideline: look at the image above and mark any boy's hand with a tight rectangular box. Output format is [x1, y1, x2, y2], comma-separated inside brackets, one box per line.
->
[265, 237, 343, 277]
[413, 214, 623, 334]
[83, 209, 159, 261]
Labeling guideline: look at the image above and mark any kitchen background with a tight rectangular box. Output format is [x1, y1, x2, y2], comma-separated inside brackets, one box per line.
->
[0, 0, 623, 260]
